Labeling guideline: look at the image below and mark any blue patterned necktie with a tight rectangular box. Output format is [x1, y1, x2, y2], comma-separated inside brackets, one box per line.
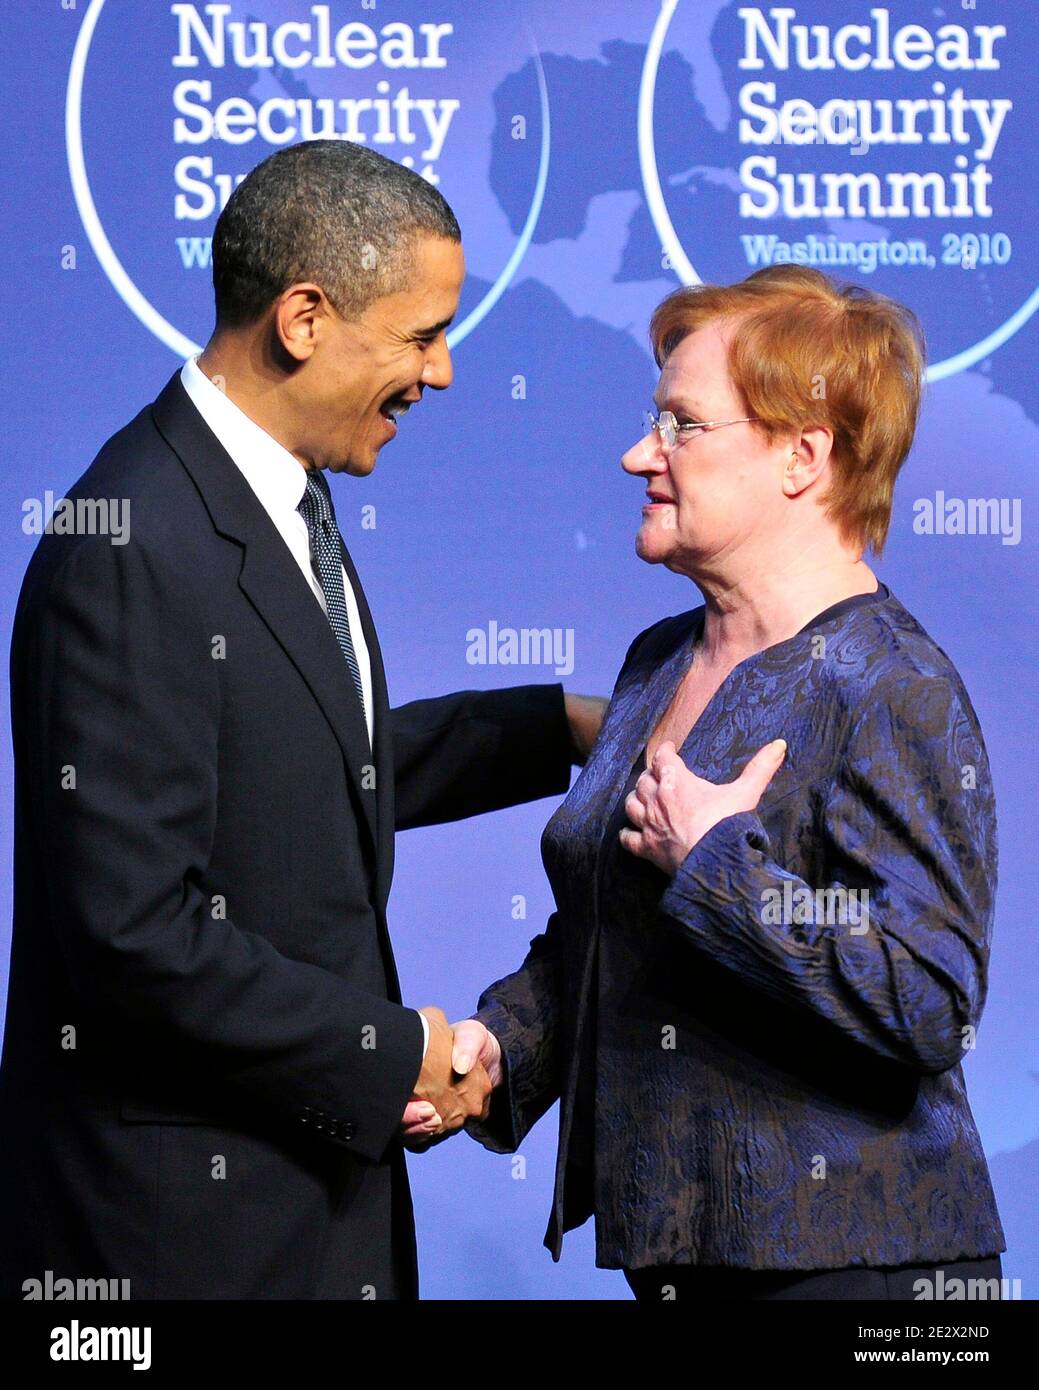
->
[297, 469, 367, 717]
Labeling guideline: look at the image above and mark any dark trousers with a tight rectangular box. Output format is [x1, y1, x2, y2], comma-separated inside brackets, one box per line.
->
[625, 1255, 1004, 1301]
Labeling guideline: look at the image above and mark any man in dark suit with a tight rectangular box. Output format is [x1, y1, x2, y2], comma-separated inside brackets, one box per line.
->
[0, 140, 603, 1300]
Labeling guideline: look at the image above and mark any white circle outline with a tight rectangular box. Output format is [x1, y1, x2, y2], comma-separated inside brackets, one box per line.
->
[636, 0, 1039, 384]
[66, 0, 551, 359]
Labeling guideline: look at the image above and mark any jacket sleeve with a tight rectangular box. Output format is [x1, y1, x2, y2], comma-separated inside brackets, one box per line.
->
[464, 913, 567, 1154]
[391, 684, 573, 830]
[21, 535, 423, 1164]
[657, 671, 997, 1075]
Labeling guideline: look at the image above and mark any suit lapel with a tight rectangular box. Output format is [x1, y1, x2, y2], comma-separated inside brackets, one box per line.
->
[150, 370, 379, 859]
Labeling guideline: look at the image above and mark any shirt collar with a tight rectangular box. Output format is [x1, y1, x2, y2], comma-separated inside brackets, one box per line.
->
[180, 354, 308, 516]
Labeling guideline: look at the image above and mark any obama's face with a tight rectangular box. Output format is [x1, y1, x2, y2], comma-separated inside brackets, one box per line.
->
[278, 234, 465, 475]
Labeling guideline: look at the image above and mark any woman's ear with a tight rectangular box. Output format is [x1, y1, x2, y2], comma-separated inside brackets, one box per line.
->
[782, 427, 833, 498]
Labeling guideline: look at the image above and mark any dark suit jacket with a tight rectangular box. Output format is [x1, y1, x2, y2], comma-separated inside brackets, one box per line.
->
[0, 369, 572, 1300]
[470, 588, 1005, 1273]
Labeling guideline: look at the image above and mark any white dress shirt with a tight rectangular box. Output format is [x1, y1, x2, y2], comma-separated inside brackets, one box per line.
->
[180, 355, 374, 748]
[180, 356, 429, 1061]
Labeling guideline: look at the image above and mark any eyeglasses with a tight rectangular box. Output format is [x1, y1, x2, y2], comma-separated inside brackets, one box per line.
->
[642, 409, 759, 453]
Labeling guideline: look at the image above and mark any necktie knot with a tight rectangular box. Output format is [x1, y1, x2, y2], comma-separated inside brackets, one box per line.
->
[294, 468, 368, 733]
[298, 468, 335, 529]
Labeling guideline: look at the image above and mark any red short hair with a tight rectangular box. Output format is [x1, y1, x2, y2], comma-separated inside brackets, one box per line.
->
[649, 266, 926, 554]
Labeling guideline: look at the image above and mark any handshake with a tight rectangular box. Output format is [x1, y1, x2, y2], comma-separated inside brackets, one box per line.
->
[399, 1008, 502, 1150]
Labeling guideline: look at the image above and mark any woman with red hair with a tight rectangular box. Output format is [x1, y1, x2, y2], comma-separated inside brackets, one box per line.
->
[451, 266, 1005, 1300]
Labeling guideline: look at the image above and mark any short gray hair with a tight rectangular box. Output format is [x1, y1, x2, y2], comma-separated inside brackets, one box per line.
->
[211, 140, 461, 327]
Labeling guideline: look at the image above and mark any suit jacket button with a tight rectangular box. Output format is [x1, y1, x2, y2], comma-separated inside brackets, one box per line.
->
[341, 1122, 356, 1141]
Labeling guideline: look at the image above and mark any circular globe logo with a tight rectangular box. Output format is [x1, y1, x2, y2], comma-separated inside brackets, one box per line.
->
[66, 0, 551, 357]
[638, 0, 1038, 382]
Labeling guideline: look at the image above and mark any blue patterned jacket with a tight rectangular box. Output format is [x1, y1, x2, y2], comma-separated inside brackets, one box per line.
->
[470, 586, 1005, 1272]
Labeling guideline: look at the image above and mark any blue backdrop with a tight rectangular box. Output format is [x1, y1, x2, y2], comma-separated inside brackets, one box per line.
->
[2, 0, 1036, 1299]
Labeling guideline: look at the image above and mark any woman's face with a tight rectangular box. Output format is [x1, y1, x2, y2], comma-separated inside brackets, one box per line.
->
[622, 318, 793, 577]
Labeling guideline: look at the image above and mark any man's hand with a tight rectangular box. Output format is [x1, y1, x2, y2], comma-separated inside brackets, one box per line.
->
[620, 738, 786, 875]
[565, 693, 608, 765]
[401, 1016, 502, 1146]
